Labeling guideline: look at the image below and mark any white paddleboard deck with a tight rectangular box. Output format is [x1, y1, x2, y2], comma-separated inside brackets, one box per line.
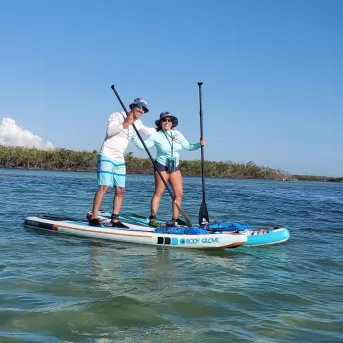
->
[24, 216, 247, 249]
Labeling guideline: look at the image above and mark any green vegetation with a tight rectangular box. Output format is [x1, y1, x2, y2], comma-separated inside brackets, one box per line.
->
[0, 145, 98, 171]
[124, 152, 289, 179]
[0, 145, 342, 182]
[292, 174, 343, 182]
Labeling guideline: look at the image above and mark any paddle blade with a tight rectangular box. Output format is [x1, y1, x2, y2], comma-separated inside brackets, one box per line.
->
[174, 201, 193, 227]
[198, 201, 209, 226]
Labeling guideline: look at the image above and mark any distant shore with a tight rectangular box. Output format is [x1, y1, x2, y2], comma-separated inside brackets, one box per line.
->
[1, 145, 342, 182]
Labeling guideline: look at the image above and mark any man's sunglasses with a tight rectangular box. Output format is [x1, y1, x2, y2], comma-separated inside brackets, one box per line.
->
[136, 105, 148, 113]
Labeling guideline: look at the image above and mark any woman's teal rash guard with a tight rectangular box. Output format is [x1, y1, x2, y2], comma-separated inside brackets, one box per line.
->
[132, 130, 200, 167]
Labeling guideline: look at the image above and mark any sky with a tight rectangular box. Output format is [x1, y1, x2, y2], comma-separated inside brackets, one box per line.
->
[0, 0, 342, 176]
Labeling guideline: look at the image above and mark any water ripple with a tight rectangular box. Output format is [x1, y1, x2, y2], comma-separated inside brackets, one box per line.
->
[0, 170, 342, 342]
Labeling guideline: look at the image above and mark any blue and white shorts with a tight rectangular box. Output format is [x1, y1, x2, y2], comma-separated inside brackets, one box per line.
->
[97, 155, 126, 188]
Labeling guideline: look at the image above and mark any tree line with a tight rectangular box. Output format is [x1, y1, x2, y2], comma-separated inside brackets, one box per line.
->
[0, 145, 342, 182]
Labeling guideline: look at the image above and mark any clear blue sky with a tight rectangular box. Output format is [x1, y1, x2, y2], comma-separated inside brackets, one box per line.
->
[0, 0, 342, 176]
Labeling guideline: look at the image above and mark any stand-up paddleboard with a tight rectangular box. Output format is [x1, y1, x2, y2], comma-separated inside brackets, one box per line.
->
[87, 211, 290, 247]
[24, 216, 247, 249]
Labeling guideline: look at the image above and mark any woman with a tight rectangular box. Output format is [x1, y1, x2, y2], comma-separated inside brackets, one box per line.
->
[133, 111, 206, 227]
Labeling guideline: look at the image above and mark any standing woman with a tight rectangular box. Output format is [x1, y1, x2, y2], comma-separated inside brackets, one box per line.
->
[133, 112, 206, 227]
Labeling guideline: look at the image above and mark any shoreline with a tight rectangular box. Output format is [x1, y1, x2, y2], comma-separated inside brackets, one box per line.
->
[1, 146, 342, 182]
[1, 166, 342, 183]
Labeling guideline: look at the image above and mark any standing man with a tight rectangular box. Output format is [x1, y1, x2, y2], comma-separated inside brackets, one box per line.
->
[89, 98, 155, 227]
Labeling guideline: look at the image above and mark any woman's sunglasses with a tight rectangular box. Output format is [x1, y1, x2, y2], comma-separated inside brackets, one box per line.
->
[162, 118, 172, 123]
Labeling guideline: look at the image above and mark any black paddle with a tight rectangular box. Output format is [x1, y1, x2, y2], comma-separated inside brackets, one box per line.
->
[110, 85, 193, 227]
[198, 82, 210, 226]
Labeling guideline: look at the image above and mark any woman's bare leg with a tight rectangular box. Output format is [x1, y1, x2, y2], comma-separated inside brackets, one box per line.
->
[168, 170, 183, 219]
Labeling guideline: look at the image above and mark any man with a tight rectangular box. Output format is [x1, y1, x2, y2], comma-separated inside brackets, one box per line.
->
[89, 98, 155, 227]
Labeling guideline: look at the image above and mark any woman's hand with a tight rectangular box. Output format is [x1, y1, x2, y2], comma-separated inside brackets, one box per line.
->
[200, 139, 206, 146]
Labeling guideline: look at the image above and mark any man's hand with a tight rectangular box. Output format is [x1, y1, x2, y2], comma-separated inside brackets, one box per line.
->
[123, 115, 135, 128]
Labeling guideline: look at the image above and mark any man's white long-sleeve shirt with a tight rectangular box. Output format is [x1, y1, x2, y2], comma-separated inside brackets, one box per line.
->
[99, 112, 155, 162]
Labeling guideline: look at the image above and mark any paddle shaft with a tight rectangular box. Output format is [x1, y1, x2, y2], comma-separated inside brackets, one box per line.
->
[198, 82, 206, 201]
[197, 82, 210, 225]
[110, 85, 191, 225]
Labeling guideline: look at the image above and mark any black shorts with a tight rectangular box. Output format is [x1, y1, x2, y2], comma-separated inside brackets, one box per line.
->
[154, 161, 180, 173]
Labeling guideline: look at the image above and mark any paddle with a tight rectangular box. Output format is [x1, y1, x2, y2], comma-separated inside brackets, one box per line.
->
[198, 82, 210, 226]
[110, 85, 193, 227]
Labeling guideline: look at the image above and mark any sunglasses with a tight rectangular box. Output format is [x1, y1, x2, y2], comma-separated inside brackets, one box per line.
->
[162, 117, 172, 123]
[136, 105, 148, 113]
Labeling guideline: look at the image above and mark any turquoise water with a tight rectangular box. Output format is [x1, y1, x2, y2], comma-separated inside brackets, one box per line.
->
[1, 168, 342, 343]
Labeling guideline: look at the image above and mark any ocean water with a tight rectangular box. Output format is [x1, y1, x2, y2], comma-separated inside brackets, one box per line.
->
[0, 168, 342, 343]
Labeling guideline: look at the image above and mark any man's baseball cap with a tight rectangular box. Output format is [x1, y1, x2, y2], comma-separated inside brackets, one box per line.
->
[129, 98, 149, 113]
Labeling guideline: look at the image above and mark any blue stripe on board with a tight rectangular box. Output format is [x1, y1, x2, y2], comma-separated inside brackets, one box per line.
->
[171, 238, 178, 245]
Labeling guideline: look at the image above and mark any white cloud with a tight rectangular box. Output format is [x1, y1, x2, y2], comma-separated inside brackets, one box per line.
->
[0, 118, 54, 150]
